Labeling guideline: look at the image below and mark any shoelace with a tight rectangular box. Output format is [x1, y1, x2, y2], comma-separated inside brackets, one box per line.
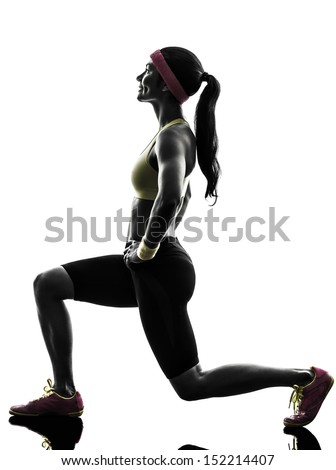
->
[288, 437, 298, 450]
[42, 437, 52, 450]
[288, 384, 304, 413]
[36, 379, 55, 401]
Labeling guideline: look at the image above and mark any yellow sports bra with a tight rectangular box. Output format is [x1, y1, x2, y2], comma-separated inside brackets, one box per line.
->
[131, 118, 190, 201]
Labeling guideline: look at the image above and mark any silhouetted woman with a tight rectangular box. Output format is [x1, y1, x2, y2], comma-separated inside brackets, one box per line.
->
[10, 47, 333, 427]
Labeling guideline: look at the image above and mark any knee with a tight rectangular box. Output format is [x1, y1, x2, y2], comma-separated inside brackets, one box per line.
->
[34, 271, 56, 301]
[174, 386, 200, 402]
[34, 268, 72, 302]
[170, 367, 205, 402]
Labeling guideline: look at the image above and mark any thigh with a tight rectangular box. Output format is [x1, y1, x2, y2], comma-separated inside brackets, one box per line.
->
[130, 240, 199, 378]
[61, 254, 137, 308]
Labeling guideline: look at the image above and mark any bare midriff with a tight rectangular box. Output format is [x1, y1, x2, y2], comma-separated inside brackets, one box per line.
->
[127, 195, 189, 243]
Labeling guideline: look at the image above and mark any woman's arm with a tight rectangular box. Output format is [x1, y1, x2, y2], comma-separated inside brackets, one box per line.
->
[143, 127, 188, 247]
[174, 182, 191, 231]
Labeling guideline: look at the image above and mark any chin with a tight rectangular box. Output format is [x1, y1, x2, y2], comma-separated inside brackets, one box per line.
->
[137, 90, 144, 100]
[137, 95, 150, 103]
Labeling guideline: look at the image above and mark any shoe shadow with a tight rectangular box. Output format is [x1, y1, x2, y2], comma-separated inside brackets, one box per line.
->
[283, 426, 321, 450]
[9, 416, 83, 450]
[178, 444, 208, 450]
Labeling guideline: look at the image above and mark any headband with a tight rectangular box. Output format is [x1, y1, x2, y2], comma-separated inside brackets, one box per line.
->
[150, 49, 189, 104]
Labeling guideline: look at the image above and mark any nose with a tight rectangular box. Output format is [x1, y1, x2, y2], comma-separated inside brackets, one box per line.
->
[136, 71, 145, 82]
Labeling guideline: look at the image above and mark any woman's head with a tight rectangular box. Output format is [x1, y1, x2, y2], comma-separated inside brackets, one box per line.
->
[158, 47, 206, 101]
[149, 47, 221, 204]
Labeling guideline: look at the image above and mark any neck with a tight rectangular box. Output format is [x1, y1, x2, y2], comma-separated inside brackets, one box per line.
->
[151, 99, 184, 129]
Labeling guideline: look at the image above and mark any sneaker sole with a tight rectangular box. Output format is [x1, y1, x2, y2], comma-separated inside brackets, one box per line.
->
[9, 409, 84, 417]
[284, 375, 334, 427]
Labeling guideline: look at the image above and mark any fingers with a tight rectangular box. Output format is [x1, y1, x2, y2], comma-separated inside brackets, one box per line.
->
[123, 242, 134, 256]
[123, 244, 135, 267]
[123, 241, 140, 268]
[123, 248, 130, 265]
[123, 241, 139, 255]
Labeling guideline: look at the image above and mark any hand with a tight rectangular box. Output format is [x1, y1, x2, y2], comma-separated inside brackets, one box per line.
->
[123, 241, 146, 269]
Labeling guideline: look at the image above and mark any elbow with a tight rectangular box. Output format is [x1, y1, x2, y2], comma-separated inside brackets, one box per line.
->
[156, 193, 181, 212]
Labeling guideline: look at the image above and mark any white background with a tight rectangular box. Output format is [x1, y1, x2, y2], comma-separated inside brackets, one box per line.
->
[1, 0, 335, 468]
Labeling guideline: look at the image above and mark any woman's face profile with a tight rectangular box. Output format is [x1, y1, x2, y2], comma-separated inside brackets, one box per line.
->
[136, 61, 164, 102]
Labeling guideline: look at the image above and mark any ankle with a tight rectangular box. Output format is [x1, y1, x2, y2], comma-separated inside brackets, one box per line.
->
[296, 369, 315, 386]
[55, 387, 76, 398]
[53, 382, 76, 397]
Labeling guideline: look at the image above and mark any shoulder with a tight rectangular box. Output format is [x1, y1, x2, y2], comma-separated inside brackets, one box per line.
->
[157, 122, 195, 147]
[156, 123, 196, 162]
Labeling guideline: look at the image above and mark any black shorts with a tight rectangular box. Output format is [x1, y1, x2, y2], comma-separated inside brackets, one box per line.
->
[61, 237, 199, 379]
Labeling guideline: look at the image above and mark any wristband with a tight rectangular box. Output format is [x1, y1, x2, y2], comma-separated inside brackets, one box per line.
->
[137, 238, 160, 261]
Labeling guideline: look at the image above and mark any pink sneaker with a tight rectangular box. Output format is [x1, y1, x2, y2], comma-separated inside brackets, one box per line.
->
[9, 379, 84, 417]
[284, 367, 333, 427]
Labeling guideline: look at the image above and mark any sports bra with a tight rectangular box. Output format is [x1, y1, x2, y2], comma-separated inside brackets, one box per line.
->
[131, 118, 190, 201]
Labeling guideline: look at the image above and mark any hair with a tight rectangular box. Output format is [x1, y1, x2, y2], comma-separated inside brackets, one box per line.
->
[160, 47, 221, 204]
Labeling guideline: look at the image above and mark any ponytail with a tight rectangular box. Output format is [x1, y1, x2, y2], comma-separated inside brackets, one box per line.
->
[195, 74, 221, 205]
